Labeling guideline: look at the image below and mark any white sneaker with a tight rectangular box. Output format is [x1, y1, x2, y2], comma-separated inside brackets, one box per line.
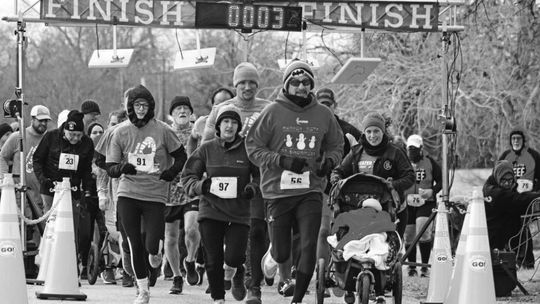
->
[261, 245, 278, 280]
[148, 253, 162, 269]
[133, 289, 150, 304]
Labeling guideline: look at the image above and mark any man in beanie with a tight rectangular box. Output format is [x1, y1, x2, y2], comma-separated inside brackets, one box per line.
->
[164, 95, 199, 294]
[331, 111, 413, 304]
[202, 62, 271, 303]
[81, 99, 101, 131]
[498, 127, 540, 268]
[246, 59, 344, 304]
[106, 84, 187, 304]
[182, 104, 259, 304]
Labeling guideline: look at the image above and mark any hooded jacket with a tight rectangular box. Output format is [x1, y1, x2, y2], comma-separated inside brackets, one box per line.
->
[245, 90, 344, 199]
[125, 84, 155, 128]
[499, 128, 540, 191]
[483, 160, 540, 250]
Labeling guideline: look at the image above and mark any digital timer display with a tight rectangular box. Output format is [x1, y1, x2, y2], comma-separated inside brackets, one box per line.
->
[195, 3, 302, 32]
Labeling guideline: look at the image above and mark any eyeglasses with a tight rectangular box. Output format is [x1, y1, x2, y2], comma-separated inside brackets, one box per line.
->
[289, 78, 312, 87]
[134, 102, 149, 109]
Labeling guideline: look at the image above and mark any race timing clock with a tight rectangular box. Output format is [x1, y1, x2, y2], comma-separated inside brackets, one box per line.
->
[195, 2, 303, 32]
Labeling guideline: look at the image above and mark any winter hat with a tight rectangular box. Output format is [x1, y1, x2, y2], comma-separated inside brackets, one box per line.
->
[63, 110, 85, 132]
[124, 84, 155, 127]
[283, 59, 315, 90]
[169, 96, 193, 115]
[316, 88, 336, 105]
[492, 160, 514, 186]
[215, 104, 242, 135]
[509, 127, 526, 144]
[57, 109, 70, 128]
[81, 99, 101, 115]
[406, 134, 423, 148]
[0, 123, 13, 139]
[233, 62, 259, 87]
[87, 122, 104, 136]
[361, 112, 386, 132]
[362, 198, 382, 211]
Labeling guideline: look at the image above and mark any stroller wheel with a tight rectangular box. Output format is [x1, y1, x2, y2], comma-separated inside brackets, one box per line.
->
[87, 243, 100, 285]
[391, 262, 403, 304]
[316, 258, 326, 304]
[356, 273, 370, 304]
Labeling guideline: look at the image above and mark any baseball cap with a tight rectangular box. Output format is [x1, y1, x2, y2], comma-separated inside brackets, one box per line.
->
[406, 134, 423, 148]
[30, 105, 51, 120]
[316, 88, 335, 105]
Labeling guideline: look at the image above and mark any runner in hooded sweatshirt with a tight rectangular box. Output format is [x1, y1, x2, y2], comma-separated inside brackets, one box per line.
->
[106, 84, 187, 304]
[245, 59, 344, 304]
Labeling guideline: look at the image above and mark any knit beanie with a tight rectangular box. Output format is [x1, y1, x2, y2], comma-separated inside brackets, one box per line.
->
[0, 123, 13, 139]
[215, 104, 242, 136]
[361, 112, 386, 132]
[233, 62, 259, 87]
[81, 100, 101, 115]
[316, 88, 336, 105]
[169, 96, 193, 115]
[63, 110, 85, 132]
[493, 160, 514, 186]
[282, 59, 315, 91]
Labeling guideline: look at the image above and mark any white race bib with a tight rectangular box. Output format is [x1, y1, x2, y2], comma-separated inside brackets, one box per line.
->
[280, 171, 310, 190]
[407, 194, 425, 207]
[58, 153, 79, 171]
[128, 153, 154, 173]
[210, 177, 238, 199]
[517, 178, 533, 193]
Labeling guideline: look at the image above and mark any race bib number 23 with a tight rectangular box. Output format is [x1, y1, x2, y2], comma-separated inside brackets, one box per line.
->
[58, 153, 79, 171]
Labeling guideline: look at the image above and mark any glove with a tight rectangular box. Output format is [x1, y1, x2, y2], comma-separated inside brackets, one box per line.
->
[279, 155, 307, 174]
[384, 177, 394, 189]
[121, 163, 137, 175]
[201, 178, 212, 195]
[316, 158, 334, 177]
[159, 169, 177, 182]
[41, 178, 55, 194]
[240, 183, 258, 200]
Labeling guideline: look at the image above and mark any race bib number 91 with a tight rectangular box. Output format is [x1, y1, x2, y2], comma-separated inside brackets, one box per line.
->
[210, 177, 238, 199]
[58, 153, 79, 171]
[128, 153, 154, 173]
[280, 171, 310, 190]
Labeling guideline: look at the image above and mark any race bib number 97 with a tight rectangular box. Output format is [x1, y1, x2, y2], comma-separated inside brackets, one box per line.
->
[280, 171, 310, 190]
[210, 177, 238, 199]
[58, 153, 79, 171]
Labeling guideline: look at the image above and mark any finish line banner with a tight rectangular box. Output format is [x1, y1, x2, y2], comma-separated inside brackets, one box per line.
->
[40, 0, 439, 32]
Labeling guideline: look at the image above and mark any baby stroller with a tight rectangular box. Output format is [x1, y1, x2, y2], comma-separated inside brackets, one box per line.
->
[316, 173, 404, 304]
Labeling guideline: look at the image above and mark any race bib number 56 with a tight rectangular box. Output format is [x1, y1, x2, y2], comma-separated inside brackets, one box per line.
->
[280, 171, 310, 190]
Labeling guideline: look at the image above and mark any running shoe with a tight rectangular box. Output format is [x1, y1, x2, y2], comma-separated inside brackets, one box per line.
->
[196, 263, 205, 285]
[420, 267, 429, 278]
[279, 279, 295, 297]
[213, 300, 225, 304]
[122, 271, 134, 287]
[148, 253, 162, 269]
[184, 260, 200, 286]
[376, 296, 386, 304]
[261, 245, 278, 284]
[232, 265, 247, 300]
[133, 289, 149, 304]
[169, 276, 183, 294]
[408, 268, 418, 277]
[101, 268, 117, 284]
[245, 286, 262, 304]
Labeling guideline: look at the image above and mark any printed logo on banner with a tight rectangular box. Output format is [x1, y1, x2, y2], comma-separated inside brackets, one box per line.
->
[0, 241, 17, 257]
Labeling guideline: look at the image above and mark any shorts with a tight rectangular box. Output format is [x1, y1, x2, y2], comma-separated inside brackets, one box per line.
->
[407, 201, 436, 224]
[164, 199, 199, 223]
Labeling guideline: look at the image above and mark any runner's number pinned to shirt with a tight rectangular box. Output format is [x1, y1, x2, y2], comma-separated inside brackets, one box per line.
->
[128, 153, 155, 173]
[517, 178, 533, 193]
[210, 176, 238, 199]
[59, 153, 79, 171]
[280, 171, 310, 190]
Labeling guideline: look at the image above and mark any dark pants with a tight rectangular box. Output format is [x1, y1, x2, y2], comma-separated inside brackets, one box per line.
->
[199, 218, 249, 301]
[117, 197, 165, 279]
[248, 218, 268, 288]
[267, 192, 322, 303]
[78, 196, 107, 265]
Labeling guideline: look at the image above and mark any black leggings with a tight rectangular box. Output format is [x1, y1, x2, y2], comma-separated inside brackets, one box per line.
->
[267, 193, 322, 303]
[199, 218, 249, 301]
[117, 196, 165, 279]
[248, 218, 268, 288]
[78, 197, 107, 265]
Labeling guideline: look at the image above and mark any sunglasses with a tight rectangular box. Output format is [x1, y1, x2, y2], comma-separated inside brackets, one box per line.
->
[289, 78, 312, 87]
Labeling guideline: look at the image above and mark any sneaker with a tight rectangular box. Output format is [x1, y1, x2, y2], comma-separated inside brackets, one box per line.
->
[261, 245, 277, 282]
[375, 296, 386, 304]
[101, 268, 117, 284]
[231, 265, 247, 300]
[148, 253, 162, 269]
[420, 267, 429, 278]
[134, 289, 150, 304]
[183, 260, 200, 286]
[213, 299, 225, 304]
[407, 268, 418, 277]
[163, 260, 173, 281]
[245, 286, 262, 304]
[169, 276, 183, 294]
[148, 266, 160, 287]
[279, 279, 295, 297]
[196, 263, 205, 285]
[122, 271, 134, 287]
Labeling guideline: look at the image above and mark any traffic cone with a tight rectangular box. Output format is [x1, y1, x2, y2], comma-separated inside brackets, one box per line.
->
[421, 200, 454, 304]
[0, 174, 28, 304]
[444, 198, 472, 304]
[444, 187, 495, 304]
[36, 178, 86, 300]
[27, 209, 57, 285]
